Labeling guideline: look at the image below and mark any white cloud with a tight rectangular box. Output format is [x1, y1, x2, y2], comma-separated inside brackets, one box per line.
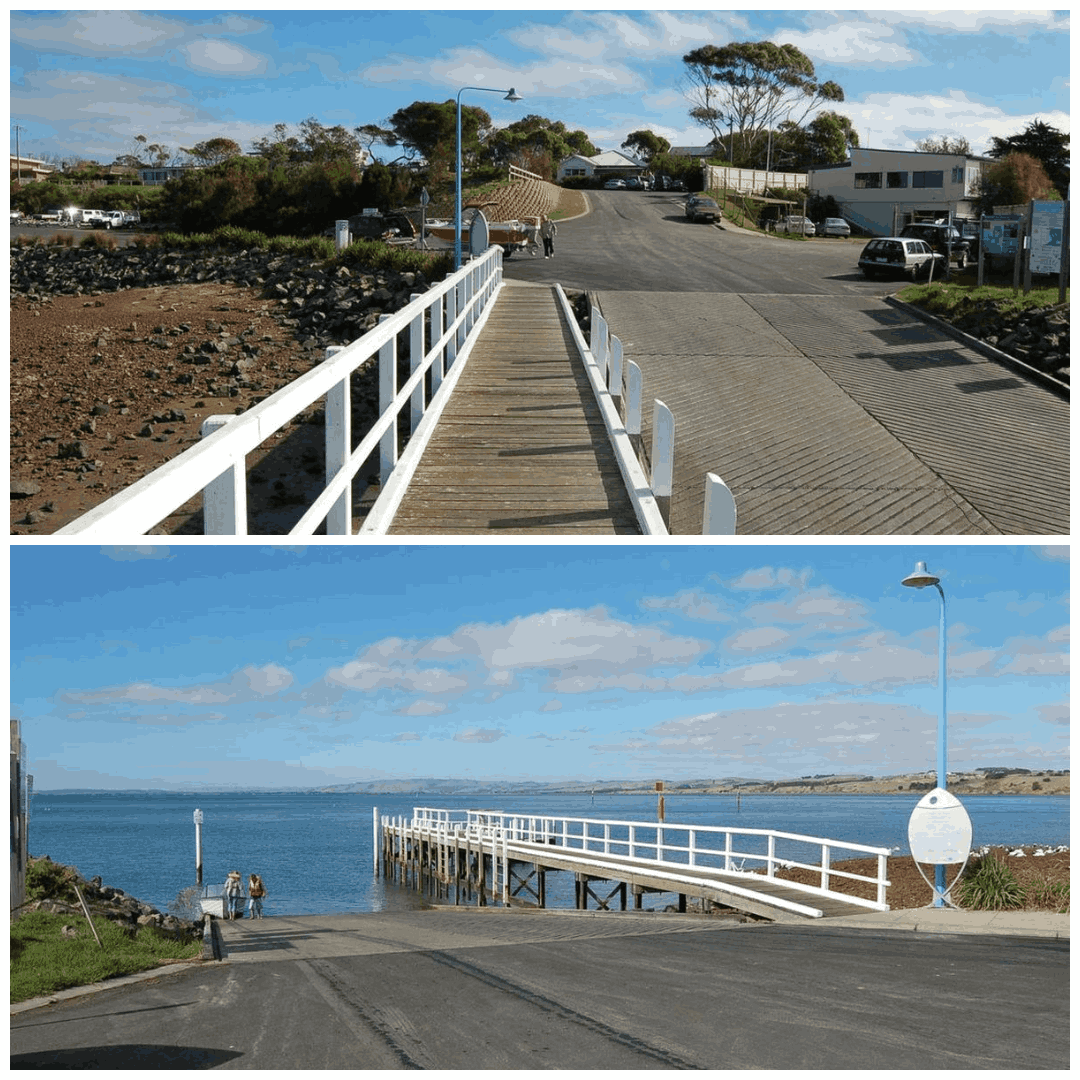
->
[60, 662, 294, 706]
[180, 39, 267, 76]
[396, 700, 448, 717]
[640, 588, 733, 622]
[453, 728, 505, 743]
[775, 23, 919, 67]
[540, 699, 563, 712]
[100, 546, 173, 561]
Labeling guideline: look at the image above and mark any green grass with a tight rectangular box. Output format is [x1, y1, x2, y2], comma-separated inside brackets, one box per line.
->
[10, 911, 202, 1004]
[956, 854, 1026, 911]
[898, 280, 1068, 319]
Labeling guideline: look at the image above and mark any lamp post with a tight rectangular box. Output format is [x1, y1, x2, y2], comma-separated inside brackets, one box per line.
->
[901, 560, 948, 907]
[455, 86, 522, 270]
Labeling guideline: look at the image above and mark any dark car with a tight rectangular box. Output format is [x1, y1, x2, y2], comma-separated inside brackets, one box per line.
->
[898, 223, 971, 269]
[685, 196, 722, 223]
[859, 237, 945, 281]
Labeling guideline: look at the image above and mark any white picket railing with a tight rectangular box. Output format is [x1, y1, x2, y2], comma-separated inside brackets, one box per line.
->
[406, 807, 891, 911]
[57, 246, 506, 536]
[582, 304, 737, 534]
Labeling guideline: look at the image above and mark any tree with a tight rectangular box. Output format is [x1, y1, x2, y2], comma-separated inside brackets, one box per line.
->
[988, 120, 1069, 200]
[781, 111, 859, 169]
[180, 137, 242, 166]
[682, 41, 844, 164]
[356, 123, 399, 163]
[621, 129, 671, 163]
[251, 118, 364, 169]
[387, 100, 493, 168]
[976, 152, 1059, 215]
[915, 135, 971, 155]
[484, 115, 598, 178]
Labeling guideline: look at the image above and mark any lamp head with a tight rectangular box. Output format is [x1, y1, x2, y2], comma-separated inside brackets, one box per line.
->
[504, 88, 522, 102]
[901, 560, 940, 589]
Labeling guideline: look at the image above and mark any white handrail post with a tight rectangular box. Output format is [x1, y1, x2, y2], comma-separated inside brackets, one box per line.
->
[821, 844, 831, 893]
[378, 314, 397, 484]
[703, 473, 737, 535]
[690, 829, 697, 868]
[878, 853, 888, 907]
[409, 298, 425, 433]
[590, 309, 608, 376]
[428, 295, 444, 392]
[445, 285, 458, 370]
[609, 335, 623, 397]
[604, 821, 610, 855]
[724, 831, 732, 872]
[652, 399, 674, 496]
[626, 361, 643, 435]
[323, 345, 350, 535]
[767, 834, 776, 877]
[200, 416, 246, 534]
[502, 832, 509, 904]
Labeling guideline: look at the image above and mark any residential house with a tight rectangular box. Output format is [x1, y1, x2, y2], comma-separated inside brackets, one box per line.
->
[556, 149, 645, 184]
[10, 155, 55, 184]
[808, 146, 991, 235]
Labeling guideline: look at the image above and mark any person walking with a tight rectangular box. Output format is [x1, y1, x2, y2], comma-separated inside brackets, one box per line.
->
[540, 215, 557, 259]
[224, 870, 244, 919]
[247, 873, 267, 919]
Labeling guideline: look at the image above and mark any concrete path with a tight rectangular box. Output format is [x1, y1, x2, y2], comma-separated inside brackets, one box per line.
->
[596, 289, 1068, 534]
[11, 909, 1069, 1070]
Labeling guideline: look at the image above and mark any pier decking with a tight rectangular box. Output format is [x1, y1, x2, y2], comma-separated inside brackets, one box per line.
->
[387, 284, 640, 534]
[377, 809, 891, 921]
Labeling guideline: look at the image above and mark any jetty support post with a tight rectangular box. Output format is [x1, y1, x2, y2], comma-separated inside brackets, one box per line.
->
[372, 807, 379, 877]
[193, 809, 203, 887]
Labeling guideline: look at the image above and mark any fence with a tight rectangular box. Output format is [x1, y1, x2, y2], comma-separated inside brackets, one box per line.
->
[703, 165, 808, 195]
[58, 246, 506, 536]
[572, 300, 737, 534]
[406, 807, 891, 911]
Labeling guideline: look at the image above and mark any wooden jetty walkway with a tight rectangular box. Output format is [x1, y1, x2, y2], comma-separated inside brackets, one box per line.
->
[376, 809, 892, 922]
[387, 283, 640, 534]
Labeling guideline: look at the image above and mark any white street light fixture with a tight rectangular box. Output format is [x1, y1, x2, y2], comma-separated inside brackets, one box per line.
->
[901, 560, 949, 907]
[455, 86, 522, 270]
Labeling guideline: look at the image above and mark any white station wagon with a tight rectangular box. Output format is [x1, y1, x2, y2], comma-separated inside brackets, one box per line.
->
[858, 237, 946, 281]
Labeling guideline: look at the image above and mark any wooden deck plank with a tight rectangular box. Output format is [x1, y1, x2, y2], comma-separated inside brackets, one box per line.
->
[387, 284, 639, 535]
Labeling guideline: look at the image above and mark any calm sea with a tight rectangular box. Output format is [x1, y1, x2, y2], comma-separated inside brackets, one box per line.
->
[27, 791, 1069, 917]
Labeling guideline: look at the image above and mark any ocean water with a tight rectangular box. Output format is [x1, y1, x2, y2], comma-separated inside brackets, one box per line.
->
[27, 791, 1069, 917]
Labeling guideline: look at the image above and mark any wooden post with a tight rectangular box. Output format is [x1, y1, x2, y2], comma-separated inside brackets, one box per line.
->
[199, 417, 246, 534]
[703, 474, 736, 534]
[656, 780, 665, 822]
[372, 807, 379, 877]
[1013, 220, 1026, 296]
[1023, 201, 1033, 295]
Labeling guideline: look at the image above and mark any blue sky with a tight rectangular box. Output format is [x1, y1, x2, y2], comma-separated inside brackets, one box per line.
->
[11, 544, 1068, 791]
[10, 9, 1069, 165]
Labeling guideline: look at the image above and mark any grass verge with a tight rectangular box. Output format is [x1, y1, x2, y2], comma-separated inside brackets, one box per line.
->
[897, 280, 1069, 318]
[11, 911, 202, 1004]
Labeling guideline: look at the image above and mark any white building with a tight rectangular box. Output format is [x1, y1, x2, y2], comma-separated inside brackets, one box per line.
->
[809, 147, 991, 235]
[556, 149, 644, 184]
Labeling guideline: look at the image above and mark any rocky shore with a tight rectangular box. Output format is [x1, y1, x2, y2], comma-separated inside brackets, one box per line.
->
[21, 855, 204, 943]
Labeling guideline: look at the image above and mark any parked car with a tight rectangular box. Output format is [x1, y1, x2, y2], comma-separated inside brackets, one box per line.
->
[898, 223, 971, 269]
[819, 217, 850, 238]
[668, 177, 687, 191]
[685, 196, 722, 223]
[604, 178, 626, 190]
[624, 176, 641, 190]
[858, 237, 945, 281]
[781, 215, 816, 236]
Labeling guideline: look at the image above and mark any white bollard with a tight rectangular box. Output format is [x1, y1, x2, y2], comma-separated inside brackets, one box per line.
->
[625, 361, 643, 435]
[200, 416, 245, 534]
[610, 335, 623, 396]
[651, 399, 675, 497]
[703, 473, 737, 534]
[335, 220, 350, 251]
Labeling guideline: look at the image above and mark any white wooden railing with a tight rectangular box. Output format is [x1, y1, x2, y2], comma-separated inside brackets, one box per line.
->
[577, 303, 737, 534]
[57, 247, 506, 536]
[405, 807, 891, 912]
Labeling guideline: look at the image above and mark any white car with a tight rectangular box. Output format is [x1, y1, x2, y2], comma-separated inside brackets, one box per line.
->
[819, 217, 850, 237]
[781, 215, 816, 236]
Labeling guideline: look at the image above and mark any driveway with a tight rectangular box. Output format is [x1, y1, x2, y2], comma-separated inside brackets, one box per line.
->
[504, 191, 1069, 535]
[10, 911, 1069, 1070]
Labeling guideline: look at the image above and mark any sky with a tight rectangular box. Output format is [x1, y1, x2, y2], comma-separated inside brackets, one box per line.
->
[9, 9, 1070, 166]
[11, 544, 1068, 792]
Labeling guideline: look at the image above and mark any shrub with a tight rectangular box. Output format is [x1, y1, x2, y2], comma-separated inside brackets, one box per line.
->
[1025, 875, 1069, 913]
[25, 856, 81, 904]
[957, 854, 1026, 910]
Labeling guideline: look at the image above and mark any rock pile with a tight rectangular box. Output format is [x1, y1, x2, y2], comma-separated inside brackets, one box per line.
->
[9, 242, 441, 352]
[942, 299, 1069, 382]
[22, 856, 203, 942]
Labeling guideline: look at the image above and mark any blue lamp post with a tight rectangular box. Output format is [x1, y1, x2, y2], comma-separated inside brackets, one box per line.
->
[455, 86, 522, 270]
[901, 560, 948, 907]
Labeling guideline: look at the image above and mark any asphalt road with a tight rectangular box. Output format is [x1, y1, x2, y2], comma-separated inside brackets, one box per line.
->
[502, 188, 882, 295]
[10, 911, 1069, 1069]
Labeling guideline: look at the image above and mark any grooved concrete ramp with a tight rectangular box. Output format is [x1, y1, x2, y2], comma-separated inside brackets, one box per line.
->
[596, 291, 1068, 535]
[389, 284, 639, 534]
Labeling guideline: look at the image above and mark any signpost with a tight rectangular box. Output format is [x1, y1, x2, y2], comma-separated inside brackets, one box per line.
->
[907, 788, 972, 908]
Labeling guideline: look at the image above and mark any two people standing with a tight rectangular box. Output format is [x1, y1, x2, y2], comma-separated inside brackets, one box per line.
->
[224, 870, 268, 919]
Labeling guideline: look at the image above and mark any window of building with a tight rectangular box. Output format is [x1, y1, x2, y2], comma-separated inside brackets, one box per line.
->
[912, 170, 943, 188]
[951, 166, 965, 184]
[887, 172, 908, 188]
[854, 172, 882, 189]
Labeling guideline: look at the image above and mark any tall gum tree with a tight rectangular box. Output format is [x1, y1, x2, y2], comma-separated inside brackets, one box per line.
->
[682, 41, 844, 165]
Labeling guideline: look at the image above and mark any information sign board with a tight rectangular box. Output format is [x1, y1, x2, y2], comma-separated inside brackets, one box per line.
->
[1029, 200, 1064, 274]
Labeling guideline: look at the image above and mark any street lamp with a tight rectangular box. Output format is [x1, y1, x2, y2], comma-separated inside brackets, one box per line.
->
[455, 86, 522, 270]
[901, 560, 948, 907]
